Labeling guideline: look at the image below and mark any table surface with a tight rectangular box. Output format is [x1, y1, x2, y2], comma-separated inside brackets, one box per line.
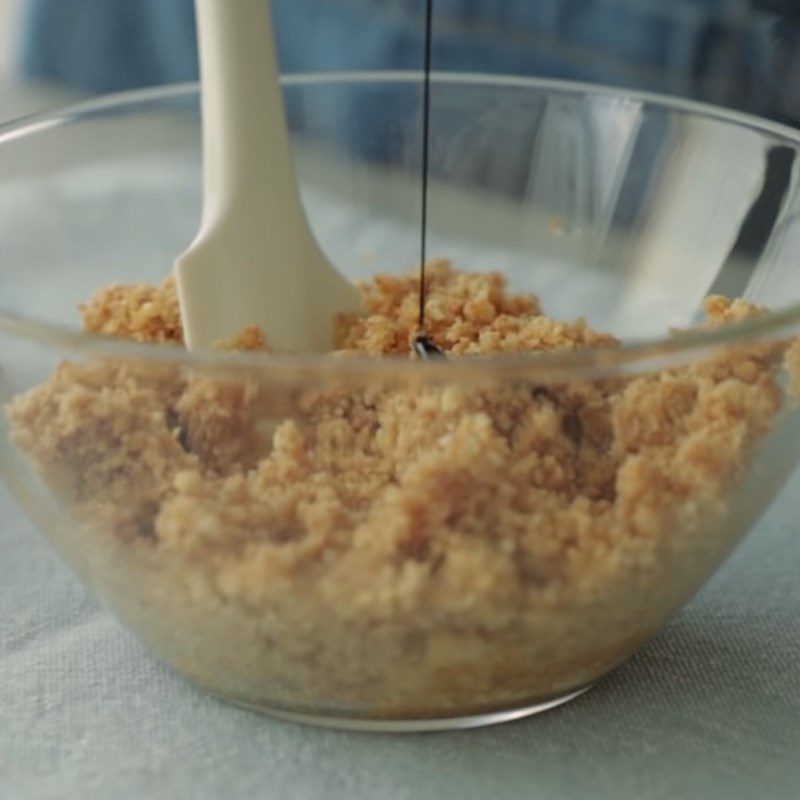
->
[1, 81, 799, 800]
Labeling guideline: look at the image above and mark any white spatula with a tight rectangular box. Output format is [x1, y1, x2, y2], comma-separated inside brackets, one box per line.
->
[175, 0, 362, 351]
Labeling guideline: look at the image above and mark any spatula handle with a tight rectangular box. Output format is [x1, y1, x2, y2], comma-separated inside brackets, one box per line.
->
[194, 0, 303, 226]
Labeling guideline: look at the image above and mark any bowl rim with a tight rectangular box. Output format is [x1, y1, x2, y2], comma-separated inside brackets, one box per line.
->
[1, 71, 799, 381]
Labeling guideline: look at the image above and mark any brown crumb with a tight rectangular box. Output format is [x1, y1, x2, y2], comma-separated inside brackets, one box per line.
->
[703, 294, 769, 326]
[81, 278, 183, 344]
[213, 324, 268, 352]
[6, 263, 798, 718]
[334, 260, 617, 356]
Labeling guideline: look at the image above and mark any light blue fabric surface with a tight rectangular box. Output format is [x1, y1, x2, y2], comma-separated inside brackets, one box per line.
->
[21, 0, 198, 92]
[19, 0, 774, 102]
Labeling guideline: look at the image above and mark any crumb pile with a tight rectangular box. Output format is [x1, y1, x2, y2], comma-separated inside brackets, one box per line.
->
[5, 261, 797, 717]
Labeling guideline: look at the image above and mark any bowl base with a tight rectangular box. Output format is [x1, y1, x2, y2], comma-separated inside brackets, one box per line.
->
[210, 684, 594, 732]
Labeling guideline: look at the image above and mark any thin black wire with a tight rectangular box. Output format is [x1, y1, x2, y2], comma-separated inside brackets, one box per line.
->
[418, 0, 434, 330]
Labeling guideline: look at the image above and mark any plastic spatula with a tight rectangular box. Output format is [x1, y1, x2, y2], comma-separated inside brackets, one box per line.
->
[175, 0, 362, 351]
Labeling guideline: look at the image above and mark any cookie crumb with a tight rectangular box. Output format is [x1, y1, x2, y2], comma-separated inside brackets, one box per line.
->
[6, 264, 797, 717]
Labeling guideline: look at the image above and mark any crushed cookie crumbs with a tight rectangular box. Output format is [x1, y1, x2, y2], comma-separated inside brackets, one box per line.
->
[5, 260, 799, 717]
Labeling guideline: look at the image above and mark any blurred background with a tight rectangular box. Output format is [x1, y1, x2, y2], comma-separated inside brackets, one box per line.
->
[0, 1, 799, 334]
[0, 0, 799, 127]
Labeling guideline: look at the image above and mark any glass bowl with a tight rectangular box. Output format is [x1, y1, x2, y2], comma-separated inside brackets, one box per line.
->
[1, 74, 799, 731]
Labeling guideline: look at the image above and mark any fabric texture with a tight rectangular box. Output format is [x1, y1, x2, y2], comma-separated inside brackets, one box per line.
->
[18, 0, 779, 108]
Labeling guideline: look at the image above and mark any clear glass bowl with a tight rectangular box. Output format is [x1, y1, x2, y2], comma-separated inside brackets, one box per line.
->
[1, 74, 799, 731]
